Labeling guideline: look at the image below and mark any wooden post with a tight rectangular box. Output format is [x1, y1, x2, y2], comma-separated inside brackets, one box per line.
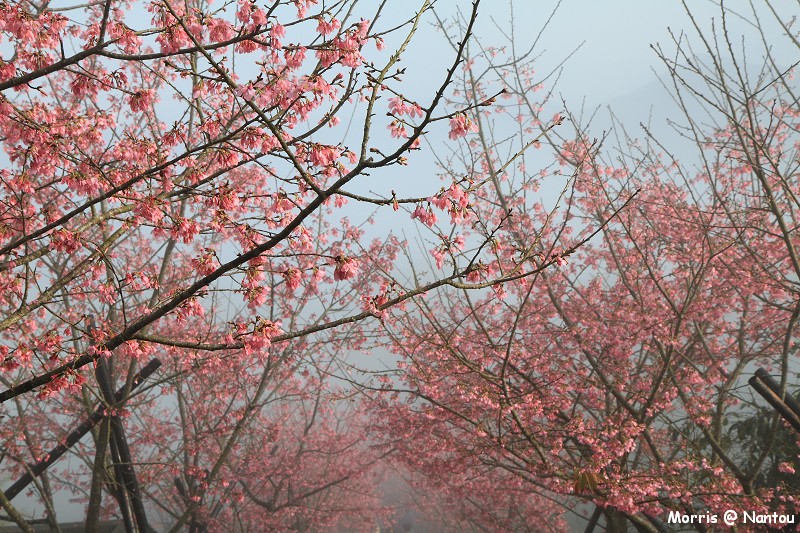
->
[3, 359, 161, 502]
[95, 357, 151, 533]
[749, 369, 800, 435]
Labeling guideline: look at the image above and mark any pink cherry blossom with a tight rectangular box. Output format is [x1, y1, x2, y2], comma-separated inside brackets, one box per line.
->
[448, 112, 477, 140]
[333, 255, 359, 281]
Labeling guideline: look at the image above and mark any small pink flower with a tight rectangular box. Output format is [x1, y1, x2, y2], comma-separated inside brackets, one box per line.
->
[316, 17, 341, 36]
[50, 229, 80, 253]
[310, 144, 339, 167]
[389, 97, 408, 116]
[283, 268, 303, 292]
[235, 83, 256, 101]
[333, 256, 358, 281]
[411, 204, 437, 227]
[0, 60, 16, 81]
[284, 46, 307, 69]
[271, 193, 294, 213]
[171, 218, 199, 244]
[270, 23, 286, 39]
[491, 283, 507, 300]
[388, 120, 407, 138]
[250, 6, 267, 25]
[191, 249, 217, 276]
[448, 112, 476, 140]
[550, 250, 568, 267]
[129, 89, 155, 112]
[208, 18, 234, 42]
[430, 248, 445, 269]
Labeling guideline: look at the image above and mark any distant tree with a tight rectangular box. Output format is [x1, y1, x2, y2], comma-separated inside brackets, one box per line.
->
[371, 2, 800, 531]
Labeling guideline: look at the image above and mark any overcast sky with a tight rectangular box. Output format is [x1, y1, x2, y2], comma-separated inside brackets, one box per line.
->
[489, 0, 796, 105]
[362, 0, 799, 202]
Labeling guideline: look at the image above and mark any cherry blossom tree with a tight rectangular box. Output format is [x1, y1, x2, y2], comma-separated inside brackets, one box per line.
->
[371, 3, 800, 532]
[0, 0, 576, 530]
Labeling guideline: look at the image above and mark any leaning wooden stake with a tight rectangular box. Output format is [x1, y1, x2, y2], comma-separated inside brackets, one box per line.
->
[749, 368, 800, 435]
[95, 357, 151, 533]
[3, 358, 162, 502]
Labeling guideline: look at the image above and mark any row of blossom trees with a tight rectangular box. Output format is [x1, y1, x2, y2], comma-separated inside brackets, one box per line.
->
[0, 0, 798, 531]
